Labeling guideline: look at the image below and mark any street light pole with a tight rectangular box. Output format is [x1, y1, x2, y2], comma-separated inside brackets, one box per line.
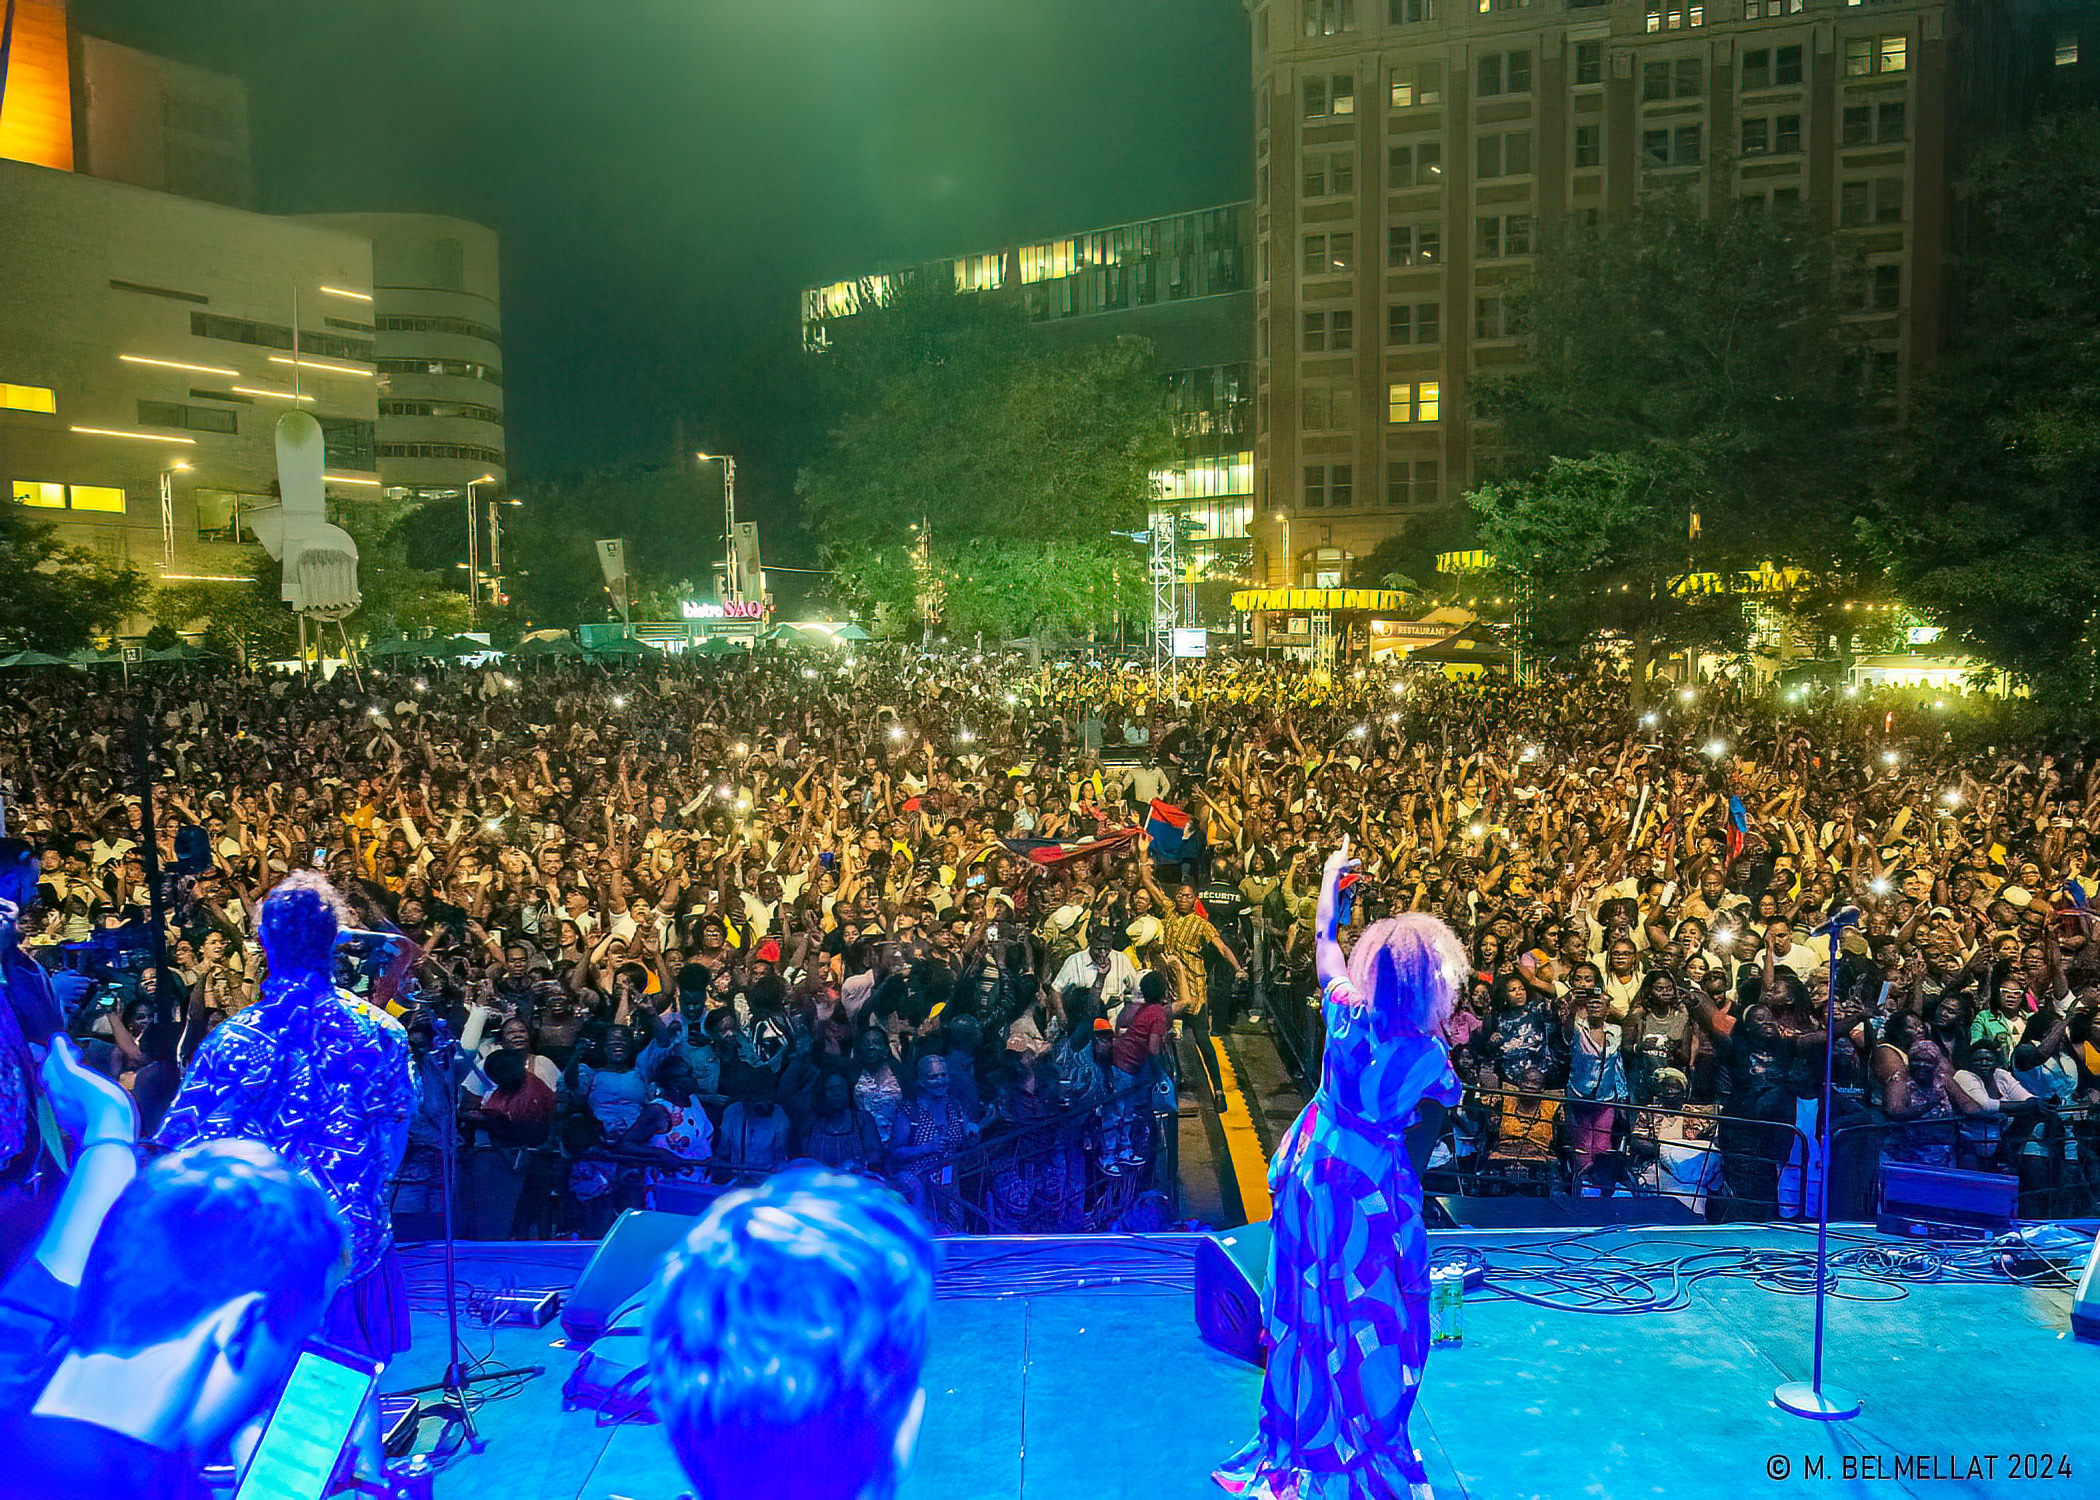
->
[464, 473, 497, 625]
[697, 453, 739, 602]
[464, 478, 482, 627]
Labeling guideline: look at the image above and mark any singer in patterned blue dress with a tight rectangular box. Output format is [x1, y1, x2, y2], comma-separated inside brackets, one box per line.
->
[1214, 839, 1467, 1500]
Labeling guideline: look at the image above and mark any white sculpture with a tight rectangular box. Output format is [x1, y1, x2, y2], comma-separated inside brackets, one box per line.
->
[247, 411, 361, 620]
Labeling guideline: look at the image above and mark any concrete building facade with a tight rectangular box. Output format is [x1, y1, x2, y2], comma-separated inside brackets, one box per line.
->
[297, 213, 508, 501]
[0, 157, 379, 580]
[2, 1, 509, 605]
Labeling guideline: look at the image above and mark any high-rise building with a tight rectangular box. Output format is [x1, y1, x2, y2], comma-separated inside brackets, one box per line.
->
[803, 203, 1254, 583]
[1247, 0, 2068, 589]
[297, 214, 508, 501]
[1, 0, 508, 602]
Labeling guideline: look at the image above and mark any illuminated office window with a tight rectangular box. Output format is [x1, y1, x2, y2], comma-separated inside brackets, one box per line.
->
[69, 485, 126, 513]
[13, 480, 67, 508]
[1, 383, 58, 413]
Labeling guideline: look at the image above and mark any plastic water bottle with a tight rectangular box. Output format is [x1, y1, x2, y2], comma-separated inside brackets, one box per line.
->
[1430, 1263, 1465, 1348]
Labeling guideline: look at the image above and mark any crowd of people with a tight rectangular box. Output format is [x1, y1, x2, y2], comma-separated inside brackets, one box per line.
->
[3, 648, 2098, 1241]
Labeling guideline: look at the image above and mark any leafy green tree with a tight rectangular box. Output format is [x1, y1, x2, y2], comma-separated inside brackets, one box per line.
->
[1873, 111, 2100, 706]
[797, 284, 1177, 618]
[1348, 502, 1483, 598]
[0, 504, 150, 651]
[1470, 190, 1876, 700]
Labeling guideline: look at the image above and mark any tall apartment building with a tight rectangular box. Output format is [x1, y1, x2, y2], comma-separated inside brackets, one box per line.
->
[803, 203, 1255, 579]
[1248, 0, 2048, 589]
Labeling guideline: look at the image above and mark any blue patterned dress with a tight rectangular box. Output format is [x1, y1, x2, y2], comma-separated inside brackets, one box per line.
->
[157, 972, 414, 1282]
[1214, 979, 1463, 1500]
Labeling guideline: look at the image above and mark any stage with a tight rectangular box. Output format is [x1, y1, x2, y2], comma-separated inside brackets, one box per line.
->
[388, 1223, 2093, 1500]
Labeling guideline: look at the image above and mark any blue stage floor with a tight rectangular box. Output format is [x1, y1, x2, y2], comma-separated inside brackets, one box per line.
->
[390, 1224, 2091, 1500]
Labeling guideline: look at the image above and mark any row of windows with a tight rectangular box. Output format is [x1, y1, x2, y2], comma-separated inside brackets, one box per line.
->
[13, 480, 125, 513]
[1298, 459, 1443, 511]
[1304, 383, 1445, 430]
[1292, 36, 1892, 131]
[376, 441, 505, 465]
[1302, 297, 1531, 352]
[374, 313, 502, 347]
[189, 313, 375, 365]
[379, 399, 505, 425]
[324, 316, 374, 334]
[138, 399, 237, 434]
[376, 356, 504, 388]
[1844, 264, 1902, 311]
[2, 382, 57, 414]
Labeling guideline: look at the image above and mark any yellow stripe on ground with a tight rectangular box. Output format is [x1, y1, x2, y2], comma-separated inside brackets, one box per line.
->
[1212, 1040, 1273, 1223]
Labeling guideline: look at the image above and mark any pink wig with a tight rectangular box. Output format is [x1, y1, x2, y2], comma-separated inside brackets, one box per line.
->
[1343, 913, 1468, 1040]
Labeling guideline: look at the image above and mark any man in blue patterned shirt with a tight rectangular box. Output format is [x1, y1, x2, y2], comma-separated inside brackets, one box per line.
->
[155, 871, 415, 1366]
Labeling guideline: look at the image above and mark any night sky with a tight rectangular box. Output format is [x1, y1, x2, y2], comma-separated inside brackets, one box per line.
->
[73, 0, 1251, 506]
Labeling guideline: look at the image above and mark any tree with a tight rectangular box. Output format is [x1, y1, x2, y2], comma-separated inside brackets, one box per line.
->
[405, 464, 723, 627]
[0, 504, 150, 651]
[796, 283, 1178, 630]
[1347, 502, 1483, 598]
[1470, 190, 1878, 700]
[1873, 112, 2100, 707]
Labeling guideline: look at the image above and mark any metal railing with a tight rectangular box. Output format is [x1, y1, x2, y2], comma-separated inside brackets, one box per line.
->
[1425, 1085, 2099, 1223]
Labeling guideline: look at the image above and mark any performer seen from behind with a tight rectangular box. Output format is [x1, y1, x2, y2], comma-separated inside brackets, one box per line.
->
[1214, 837, 1466, 1500]
[154, 870, 414, 1472]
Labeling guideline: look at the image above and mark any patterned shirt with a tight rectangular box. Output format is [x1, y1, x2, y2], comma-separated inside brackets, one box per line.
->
[157, 974, 414, 1280]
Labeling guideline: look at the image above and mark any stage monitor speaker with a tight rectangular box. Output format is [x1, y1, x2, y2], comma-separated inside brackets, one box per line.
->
[560, 1208, 697, 1347]
[2071, 1235, 2100, 1344]
[1875, 1162, 2018, 1240]
[1194, 1221, 1272, 1366]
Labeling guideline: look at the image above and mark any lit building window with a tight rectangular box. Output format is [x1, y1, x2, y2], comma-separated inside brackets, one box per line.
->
[11, 480, 124, 512]
[69, 485, 126, 513]
[1387, 381, 1441, 423]
[2057, 34, 2080, 66]
[1, 382, 57, 413]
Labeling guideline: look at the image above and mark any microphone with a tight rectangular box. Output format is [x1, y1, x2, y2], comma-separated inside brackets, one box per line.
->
[1810, 906, 1862, 939]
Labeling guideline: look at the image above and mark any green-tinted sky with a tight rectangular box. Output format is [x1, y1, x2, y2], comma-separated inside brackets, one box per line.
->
[73, 0, 1250, 481]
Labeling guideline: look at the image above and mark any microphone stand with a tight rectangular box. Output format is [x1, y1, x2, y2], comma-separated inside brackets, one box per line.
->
[393, 1020, 538, 1468]
[1774, 909, 1862, 1421]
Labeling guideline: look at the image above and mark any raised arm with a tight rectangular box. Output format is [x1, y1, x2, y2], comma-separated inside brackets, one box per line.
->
[1314, 836, 1356, 994]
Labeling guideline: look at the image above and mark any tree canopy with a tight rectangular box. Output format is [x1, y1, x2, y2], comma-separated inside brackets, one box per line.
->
[797, 282, 1177, 636]
[0, 505, 150, 652]
[1873, 112, 2100, 705]
[1467, 190, 1879, 690]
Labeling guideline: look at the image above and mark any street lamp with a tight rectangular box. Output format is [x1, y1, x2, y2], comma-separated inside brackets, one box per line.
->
[464, 472, 497, 625]
[487, 495, 522, 606]
[697, 453, 737, 602]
